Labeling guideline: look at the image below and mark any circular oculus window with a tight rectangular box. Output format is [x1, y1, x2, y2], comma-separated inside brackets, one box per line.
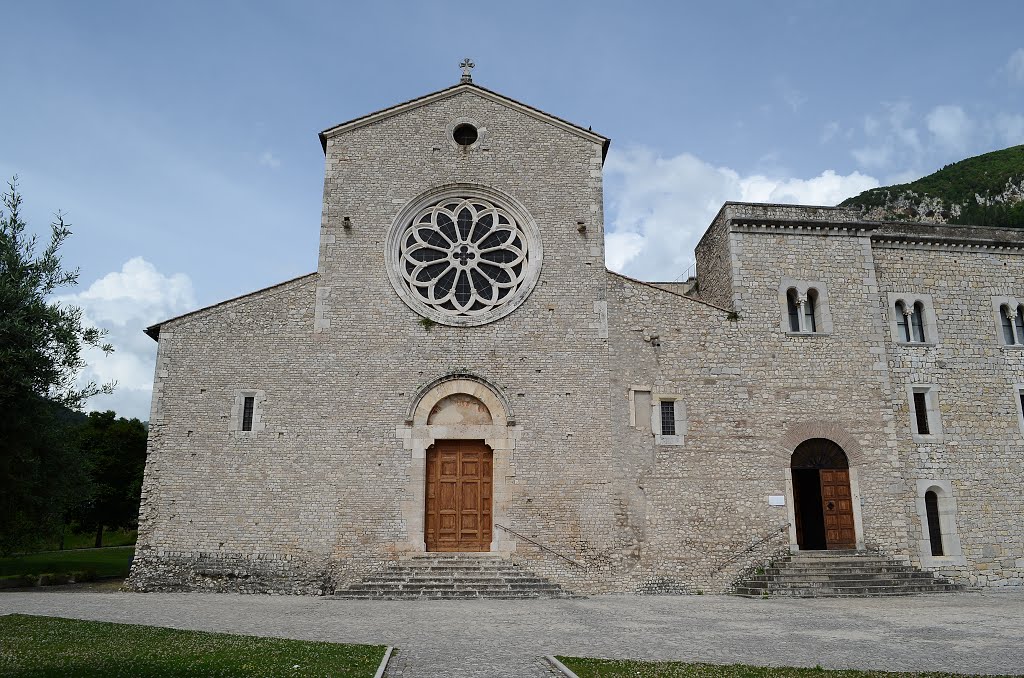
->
[452, 123, 478, 146]
[386, 189, 542, 326]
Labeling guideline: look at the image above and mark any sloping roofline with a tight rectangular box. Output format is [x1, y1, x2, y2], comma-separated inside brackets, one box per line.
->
[318, 82, 611, 160]
[144, 272, 318, 341]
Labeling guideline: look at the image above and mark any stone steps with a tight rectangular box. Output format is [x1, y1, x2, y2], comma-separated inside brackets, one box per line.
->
[731, 551, 965, 598]
[332, 554, 577, 600]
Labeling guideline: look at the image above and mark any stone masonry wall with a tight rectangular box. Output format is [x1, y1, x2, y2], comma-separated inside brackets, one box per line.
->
[873, 241, 1024, 587]
[129, 87, 1023, 595]
[130, 89, 634, 595]
[606, 218, 906, 592]
[129, 274, 332, 592]
[692, 211, 734, 310]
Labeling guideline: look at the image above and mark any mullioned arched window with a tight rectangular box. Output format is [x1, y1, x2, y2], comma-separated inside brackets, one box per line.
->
[781, 283, 828, 334]
[890, 294, 937, 345]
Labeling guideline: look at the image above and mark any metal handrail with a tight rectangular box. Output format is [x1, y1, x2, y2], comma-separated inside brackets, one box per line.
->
[494, 523, 587, 569]
[712, 523, 790, 574]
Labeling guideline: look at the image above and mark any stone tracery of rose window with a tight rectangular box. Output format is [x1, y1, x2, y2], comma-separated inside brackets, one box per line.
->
[398, 197, 529, 316]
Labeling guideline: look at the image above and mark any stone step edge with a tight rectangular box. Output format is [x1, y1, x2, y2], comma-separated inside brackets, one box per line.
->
[732, 584, 964, 594]
[744, 574, 951, 582]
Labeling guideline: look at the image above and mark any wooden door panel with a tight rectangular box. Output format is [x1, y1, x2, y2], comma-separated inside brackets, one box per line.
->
[461, 483, 479, 505]
[820, 469, 856, 549]
[425, 441, 493, 552]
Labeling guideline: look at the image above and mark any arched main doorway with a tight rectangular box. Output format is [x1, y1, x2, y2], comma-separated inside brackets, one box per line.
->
[791, 438, 856, 550]
[396, 375, 516, 555]
[423, 393, 494, 552]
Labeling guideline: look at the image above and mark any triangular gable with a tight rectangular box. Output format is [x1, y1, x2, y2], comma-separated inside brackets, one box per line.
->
[318, 82, 611, 160]
[144, 272, 318, 341]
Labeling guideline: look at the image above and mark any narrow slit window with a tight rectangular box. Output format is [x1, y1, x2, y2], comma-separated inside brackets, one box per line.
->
[1002, 304, 1015, 345]
[1015, 305, 1024, 344]
[786, 289, 800, 332]
[242, 396, 255, 432]
[925, 490, 944, 556]
[895, 301, 910, 342]
[911, 302, 926, 342]
[660, 400, 676, 436]
[804, 289, 818, 333]
[913, 391, 930, 435]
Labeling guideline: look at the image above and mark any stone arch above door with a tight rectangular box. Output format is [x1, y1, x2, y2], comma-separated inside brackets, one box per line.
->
[778, 421, 865, 467]
[396, 373, 519, 555]
[407, 373, 515, 427]
[779, 429, 866, 552]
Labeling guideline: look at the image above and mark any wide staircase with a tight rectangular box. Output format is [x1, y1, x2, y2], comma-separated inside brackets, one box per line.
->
[332, 553, 577, 600]
[731, 550, 965, 597]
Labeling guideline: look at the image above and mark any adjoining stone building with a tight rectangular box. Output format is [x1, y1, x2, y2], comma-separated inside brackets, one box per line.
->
[127, 71, 1024, 595]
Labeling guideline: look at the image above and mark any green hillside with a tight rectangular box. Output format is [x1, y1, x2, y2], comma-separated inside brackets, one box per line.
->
[840, 145, 1024, 228]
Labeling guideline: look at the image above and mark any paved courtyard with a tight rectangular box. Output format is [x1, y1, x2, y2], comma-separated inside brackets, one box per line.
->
[2, 590, 1023, 677]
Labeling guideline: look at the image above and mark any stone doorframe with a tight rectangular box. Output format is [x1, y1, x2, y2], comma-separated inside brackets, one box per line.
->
[395, 373, 519, 555]
[779, 423, 866, 552]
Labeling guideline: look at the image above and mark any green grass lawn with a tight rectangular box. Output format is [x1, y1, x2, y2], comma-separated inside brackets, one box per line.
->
[0, 615, 387, 677]
[556, 657, 1023, 678]
[0, 545, 134, 581]
[49, 528, 138, 551]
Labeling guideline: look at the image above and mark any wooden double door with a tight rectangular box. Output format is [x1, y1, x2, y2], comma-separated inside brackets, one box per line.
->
[793, 467, 856, 550]
[425, 440, 492, 552]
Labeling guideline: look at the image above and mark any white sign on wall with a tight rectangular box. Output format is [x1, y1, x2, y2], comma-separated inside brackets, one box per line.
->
[768, 495, 785, 506]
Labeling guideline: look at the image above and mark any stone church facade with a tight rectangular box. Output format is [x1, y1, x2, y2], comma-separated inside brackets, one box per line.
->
[127, 76, 1024, 595]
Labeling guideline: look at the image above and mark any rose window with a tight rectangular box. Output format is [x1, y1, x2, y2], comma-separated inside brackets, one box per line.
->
[398, 197, 531, 317]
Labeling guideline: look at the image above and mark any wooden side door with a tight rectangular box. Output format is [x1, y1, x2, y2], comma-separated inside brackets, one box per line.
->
[820, 468, 856, 549]
[425, 441, 492, 552]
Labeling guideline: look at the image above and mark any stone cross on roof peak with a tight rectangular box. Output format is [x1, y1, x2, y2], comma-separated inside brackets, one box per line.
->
[460, 58, 475, 84]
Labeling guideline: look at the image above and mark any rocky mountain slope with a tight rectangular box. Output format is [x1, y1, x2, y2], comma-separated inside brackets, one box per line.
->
[840, 145, 1024, 227]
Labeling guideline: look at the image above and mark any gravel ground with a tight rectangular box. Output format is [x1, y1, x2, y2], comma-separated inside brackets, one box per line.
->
[2, 589, 1023, 677]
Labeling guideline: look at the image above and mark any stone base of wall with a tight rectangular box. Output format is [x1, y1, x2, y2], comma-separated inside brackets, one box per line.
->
[125, 550, 336, 595]
[124, 546, 1020, 596]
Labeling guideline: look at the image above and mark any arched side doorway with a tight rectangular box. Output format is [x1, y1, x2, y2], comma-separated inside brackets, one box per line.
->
[396, 375, 518, 555]
[789, 438, 857, 550]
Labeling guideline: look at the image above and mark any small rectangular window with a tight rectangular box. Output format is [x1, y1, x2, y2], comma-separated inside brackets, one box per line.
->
[242, 396, 255, 432]
[912, 391, 930, 435]
[660, 400, 676, 436]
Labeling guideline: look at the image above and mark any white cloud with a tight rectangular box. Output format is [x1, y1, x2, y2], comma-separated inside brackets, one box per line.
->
[604, 147, 878, 280]
[994, 113, 1024, 146]
[740, 170, 878, 206]
[850, 102, 925, 172]
[258, 151, 281, 168]
[926, 105, 974, 152]
[54, 257, 195, 420]
[605, 231, 645, 271]
[851, 145, 893, 169]
[1007, 48, 1024, 85]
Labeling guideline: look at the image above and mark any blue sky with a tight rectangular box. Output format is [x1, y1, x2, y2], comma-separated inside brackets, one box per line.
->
[3, 1, 1023, 419]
